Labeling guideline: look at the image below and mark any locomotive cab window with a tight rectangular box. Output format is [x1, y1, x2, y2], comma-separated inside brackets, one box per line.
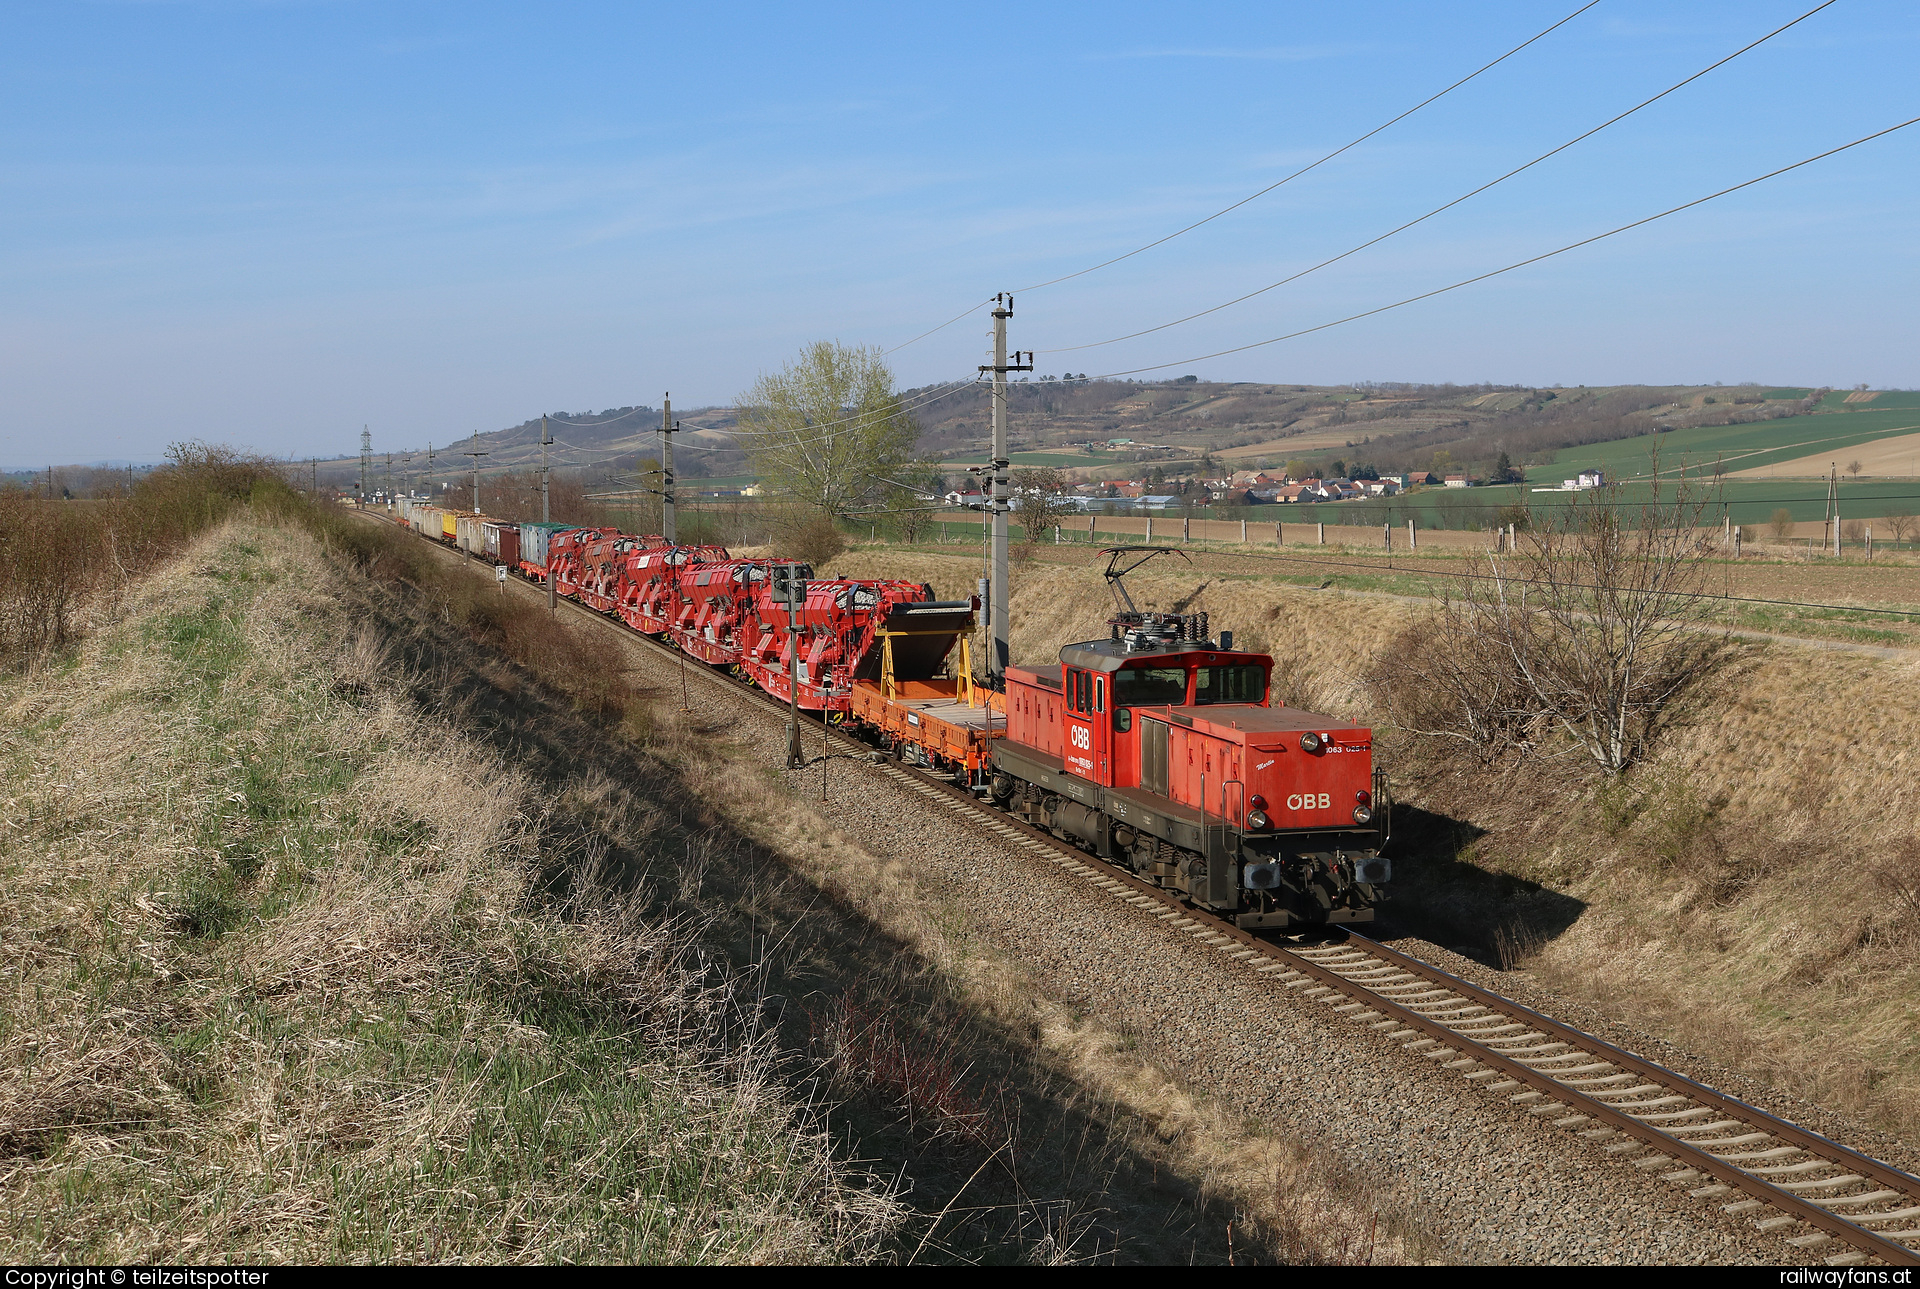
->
[1113, 667, 1187, 708]
[1193, 664, 1267, 705]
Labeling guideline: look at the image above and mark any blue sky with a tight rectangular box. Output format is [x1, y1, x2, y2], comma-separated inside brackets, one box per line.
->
[2, 0, 1916, 463]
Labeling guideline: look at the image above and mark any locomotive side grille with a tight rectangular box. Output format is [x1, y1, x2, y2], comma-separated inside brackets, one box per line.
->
[1141, 718, 1170, 796]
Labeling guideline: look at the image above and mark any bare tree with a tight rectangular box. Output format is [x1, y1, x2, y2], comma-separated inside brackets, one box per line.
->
[1884, 510, 1915, 543]
[1847, 460, 1864, 476]
[877, 459, 946, 544]
[1374, 467, 1732, 777]
[1770, 508, 1795, 539]
[1012, 467, 1075, 551]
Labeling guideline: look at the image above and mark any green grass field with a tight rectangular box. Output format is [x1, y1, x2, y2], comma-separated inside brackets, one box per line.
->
[1540, 406, 1920, 485]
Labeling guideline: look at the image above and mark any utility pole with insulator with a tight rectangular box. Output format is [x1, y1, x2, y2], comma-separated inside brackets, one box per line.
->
[463, 430, 488, 514]
[660, 395, 678, 544]
[542, 416, 556, 615]
[978, 293, 1033, 687]
[540, 416, 552, 523]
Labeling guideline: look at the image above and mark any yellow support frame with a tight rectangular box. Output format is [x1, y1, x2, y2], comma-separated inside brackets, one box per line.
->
[875, 627, 974, 706]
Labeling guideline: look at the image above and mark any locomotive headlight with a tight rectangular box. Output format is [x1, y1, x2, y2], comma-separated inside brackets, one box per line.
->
[1300, 731, 1322, 753]
[1247, 810, 1270, 831]
[1352, 806, 1373, 824]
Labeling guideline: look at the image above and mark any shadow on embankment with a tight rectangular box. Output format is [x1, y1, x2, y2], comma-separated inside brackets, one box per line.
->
[336, 562, 1282, 1266]
[1368, 803, 1588, 972]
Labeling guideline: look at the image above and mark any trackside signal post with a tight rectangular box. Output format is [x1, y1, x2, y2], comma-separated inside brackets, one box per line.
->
[780, 563, 806, 767]
[979, 294, 1033, 686]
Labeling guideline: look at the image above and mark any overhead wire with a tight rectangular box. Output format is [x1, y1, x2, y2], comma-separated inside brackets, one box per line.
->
[879, 1, 1600, 356]
[1043, 0, 1839, 356]
[1010, 0, 1603, 296]
[1065, 115, 1920, 381]
[1061, 542, 1920, 622]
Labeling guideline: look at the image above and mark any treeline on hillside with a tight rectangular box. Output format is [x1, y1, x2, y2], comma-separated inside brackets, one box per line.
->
[0, 445, 290, 668]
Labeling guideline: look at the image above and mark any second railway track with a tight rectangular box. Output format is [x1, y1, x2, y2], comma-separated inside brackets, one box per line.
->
[393, 516, 1920, 1265]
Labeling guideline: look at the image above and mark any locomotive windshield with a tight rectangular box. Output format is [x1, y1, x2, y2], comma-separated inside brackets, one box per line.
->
[1113, 667, 1188, 707]
[1193, 664, 1267, 705]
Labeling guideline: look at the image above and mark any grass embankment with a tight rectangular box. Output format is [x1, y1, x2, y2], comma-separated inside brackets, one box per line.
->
[831, 545, 1920, 1143]
[0, 517, 897, 1262]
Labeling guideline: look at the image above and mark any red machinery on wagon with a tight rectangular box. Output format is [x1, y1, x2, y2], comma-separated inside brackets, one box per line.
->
[550, 528, 673, 610]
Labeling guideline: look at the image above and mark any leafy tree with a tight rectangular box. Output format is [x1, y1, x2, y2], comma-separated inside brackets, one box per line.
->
[1430, 449, 1454, 478]
[1329, 459, 1346, 479]
[735, 341, 918, 518]
[1495, 450, 1515, 482]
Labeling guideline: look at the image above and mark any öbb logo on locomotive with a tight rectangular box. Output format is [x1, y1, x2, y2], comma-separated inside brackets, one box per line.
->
[394, 506, 1389, 934]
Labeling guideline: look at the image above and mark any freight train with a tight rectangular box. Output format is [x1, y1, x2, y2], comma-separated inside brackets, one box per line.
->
[386, 499, 1389, 930]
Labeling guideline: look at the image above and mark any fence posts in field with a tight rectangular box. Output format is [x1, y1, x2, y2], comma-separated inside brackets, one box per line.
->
[1318, 522, 1325, 545]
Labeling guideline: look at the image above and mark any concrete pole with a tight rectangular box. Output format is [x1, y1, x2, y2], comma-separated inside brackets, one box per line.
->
[988, 300, 1012, 684]
[542, 417, 555, 614]
[1274, 521, 1282, 545]
[1145, 516, 1153, 542]
[1408, 519, 1416, 549]
[1318, 522, 1325, 545]
[1240, 518, 1247, 543]
[661, 395, 677, 545]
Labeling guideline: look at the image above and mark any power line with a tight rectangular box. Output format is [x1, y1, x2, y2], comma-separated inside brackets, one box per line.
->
[1044, 0, 1839, 356]
[1014, 2, 1602, 296]
[880, 3, 1600, 357]
[1074, 115, 1920, 381]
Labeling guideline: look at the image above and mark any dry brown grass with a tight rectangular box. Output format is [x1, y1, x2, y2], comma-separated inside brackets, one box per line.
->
[0, 517, 900, 1263]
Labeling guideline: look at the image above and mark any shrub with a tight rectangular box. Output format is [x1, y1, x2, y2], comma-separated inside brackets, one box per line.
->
[782, 511, 847, 566]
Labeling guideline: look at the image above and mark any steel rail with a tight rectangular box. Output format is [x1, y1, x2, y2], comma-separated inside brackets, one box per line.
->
[369, 512, 1920, 1265]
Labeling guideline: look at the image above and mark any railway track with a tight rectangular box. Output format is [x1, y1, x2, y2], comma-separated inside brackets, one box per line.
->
[390, 517, 1920, 1266]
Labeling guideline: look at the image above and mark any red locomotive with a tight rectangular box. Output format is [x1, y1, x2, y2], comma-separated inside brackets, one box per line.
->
[986, 550, 1388, 929]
